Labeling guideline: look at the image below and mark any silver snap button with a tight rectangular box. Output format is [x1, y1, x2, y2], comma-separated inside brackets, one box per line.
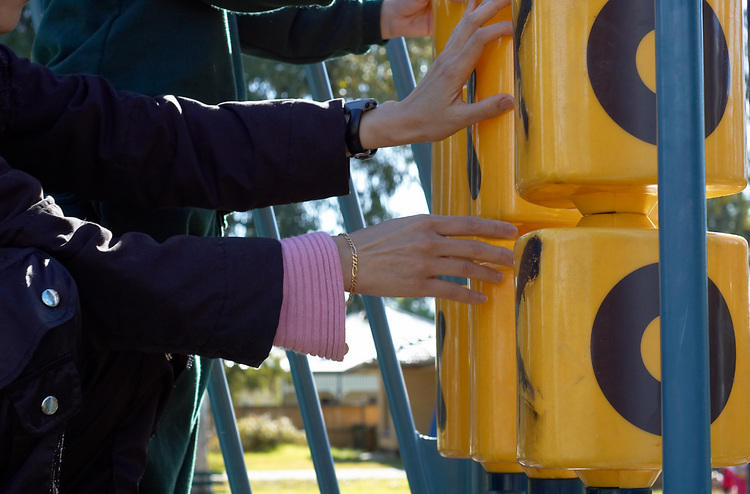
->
[41, 289, 60, 308]
[41, 396, 59, 415]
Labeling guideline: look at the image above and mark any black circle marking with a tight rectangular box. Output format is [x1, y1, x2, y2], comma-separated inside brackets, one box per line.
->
[587, 0, 729, 145]
[436, 310, 447, 433]
[466, 70, 481, 201]
[590, 263, 735, 435]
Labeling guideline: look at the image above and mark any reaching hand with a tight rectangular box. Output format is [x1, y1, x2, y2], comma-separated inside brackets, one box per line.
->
[380, 0, 433, 39]
[333, 215, 518, 304]
[360, 0, 514, 149]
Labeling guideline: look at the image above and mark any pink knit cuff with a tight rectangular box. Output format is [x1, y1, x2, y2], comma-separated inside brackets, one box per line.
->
[274, 232, 346, 361]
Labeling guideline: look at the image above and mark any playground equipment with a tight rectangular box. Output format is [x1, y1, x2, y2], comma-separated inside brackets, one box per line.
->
[29, 0, 750, 492]
[436, 0, 750, 493]
[513, 0, 749, 493]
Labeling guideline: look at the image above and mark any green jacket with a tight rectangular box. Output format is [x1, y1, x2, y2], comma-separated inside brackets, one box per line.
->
[33, 0, 384, 104]
[32, 1, 384, 492]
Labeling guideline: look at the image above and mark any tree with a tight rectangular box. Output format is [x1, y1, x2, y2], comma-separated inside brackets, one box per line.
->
[707, 194, 750, 240]
[224, 352, 292, 406]
[0, 6, 34, 58]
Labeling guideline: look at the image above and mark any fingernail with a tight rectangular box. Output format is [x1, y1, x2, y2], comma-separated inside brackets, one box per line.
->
[477, 293, 488, 303]
[496, 271, 505, 283]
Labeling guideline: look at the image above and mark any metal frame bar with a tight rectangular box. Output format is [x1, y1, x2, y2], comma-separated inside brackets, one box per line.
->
[228, 14, 341, 493]
[655, 1, 712, 492]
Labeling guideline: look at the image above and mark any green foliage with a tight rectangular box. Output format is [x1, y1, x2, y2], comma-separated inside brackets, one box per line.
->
[233, 39, 433, 241]
[707, 194, 750, 241]
[235, 414, 306, 452]
[0, 6, 34, 58]
[224, 354, 291, 405]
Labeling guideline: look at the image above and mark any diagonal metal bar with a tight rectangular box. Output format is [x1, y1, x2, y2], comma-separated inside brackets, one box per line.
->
[251, 207, 341, 494]
[385, 38, 433, 211]
[305, 61, 434, 494]
[207, 361, 253, 494]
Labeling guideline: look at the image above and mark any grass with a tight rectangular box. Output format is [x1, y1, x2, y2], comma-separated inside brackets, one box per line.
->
[205, 444, 409, 494]
[209, 478, 410, 494]
[207, 443, 403, 471]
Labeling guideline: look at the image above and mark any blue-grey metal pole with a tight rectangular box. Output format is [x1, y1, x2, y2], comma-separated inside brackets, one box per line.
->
[386, 38, 433, 210]
[28, 0, 43, 31]
[252, 207, 341, 494]
[305, 61, 434, 494]
[227, 13, 340, 491]
[654, 1, 711, 492]
[208, 361, 253, 494]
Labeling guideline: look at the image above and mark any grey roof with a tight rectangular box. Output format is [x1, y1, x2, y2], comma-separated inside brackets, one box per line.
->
[304, 305, 436, 374]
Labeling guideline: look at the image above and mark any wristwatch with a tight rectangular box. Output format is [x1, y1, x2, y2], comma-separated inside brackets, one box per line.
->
[344, 98, 378, 160]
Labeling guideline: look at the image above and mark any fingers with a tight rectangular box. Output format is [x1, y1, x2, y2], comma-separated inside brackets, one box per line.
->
[422, 279, 492, 304]
[446, 0, 512, 54]
[349, 215, 520, 303]
[426, 214, 518, 239]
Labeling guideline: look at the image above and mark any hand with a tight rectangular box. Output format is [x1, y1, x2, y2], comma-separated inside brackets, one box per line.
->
[380, 0, 433, 39]
[360, 0, 514, 149]
[333, 215, 518, 304]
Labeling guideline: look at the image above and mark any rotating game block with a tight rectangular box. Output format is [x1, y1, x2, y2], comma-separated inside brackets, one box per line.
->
[432, 0, 465, 56]
[468, 239, 523, 473]
[511, 0, 746, 211]
[514, 226, 750, 489]
[432, 1, 470, 454]
[469, 3, 580, 235]
[469, 239, 580, 483]
[433, 126, 473, 458]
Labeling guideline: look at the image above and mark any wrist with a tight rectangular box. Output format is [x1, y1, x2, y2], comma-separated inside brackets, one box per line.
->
[332, 234, 353, 291]
[358, 100, 418, 150]
[344, 99, 379, 159]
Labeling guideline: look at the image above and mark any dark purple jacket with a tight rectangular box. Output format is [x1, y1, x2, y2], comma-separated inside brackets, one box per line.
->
[0, 45, 350, 492]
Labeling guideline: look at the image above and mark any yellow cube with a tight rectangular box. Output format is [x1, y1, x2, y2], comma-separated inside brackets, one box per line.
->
[515, 227, 750, 487]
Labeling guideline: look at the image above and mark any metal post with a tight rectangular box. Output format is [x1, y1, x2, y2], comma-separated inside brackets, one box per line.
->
[207, 361, 253, 494]
[28, 0, 43, 31]
[225, 12, 342, 490]
[252, 207, 341, 494]
[305, 61, 437, 494]
[385, 38, 433, 210]
[654, 1, 711, 492]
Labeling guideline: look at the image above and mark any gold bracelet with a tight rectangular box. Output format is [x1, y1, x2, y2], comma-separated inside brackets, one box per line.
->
[338, 232, 358, 306]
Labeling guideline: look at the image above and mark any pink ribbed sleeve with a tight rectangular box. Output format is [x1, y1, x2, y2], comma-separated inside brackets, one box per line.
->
[274, 232, 347, 361]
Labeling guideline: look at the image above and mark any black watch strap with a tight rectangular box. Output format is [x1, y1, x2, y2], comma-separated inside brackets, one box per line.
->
[344, 98, 378, 160]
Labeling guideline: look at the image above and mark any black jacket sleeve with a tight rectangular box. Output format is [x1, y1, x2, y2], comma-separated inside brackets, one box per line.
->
[0, 45, 351, 212]
[0, 161, 281, 366]
[0, 45, 352, 365]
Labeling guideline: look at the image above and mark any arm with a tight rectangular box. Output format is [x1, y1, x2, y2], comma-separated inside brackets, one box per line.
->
[6, 0, 514, 212]
[0, 45, 350, 212]
[0, 160, 280, 366]
[234, 0, 432, 64]
[236, 1, 384, 64]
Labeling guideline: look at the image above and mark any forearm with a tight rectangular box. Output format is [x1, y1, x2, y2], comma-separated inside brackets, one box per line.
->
[0, 162, 282, 366]
[237, 0, 384, 64]
[0, 46, 350, 212]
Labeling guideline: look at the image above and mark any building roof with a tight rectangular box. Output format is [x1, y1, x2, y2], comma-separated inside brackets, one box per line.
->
[304, 305, 436, 374]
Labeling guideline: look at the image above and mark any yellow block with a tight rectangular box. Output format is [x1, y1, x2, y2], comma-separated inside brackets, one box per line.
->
[432, 0, 465, 57]
[470, 4, 580, 234]
[469, 239, 580, 480]
[514, 227, 750, 487]
[436, 297, 472, 458]
[512, 0, 747, 210]
[468, 239, 522, 472]
[432, 129, 469, 217]
[432, 4, 469, 454]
